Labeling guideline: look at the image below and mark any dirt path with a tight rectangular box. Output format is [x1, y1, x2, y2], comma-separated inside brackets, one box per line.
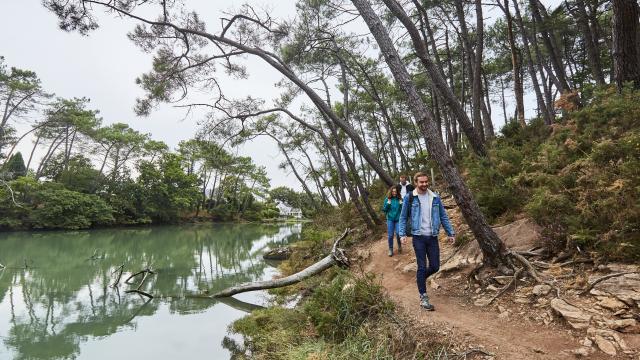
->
[364, 236, 612, 360]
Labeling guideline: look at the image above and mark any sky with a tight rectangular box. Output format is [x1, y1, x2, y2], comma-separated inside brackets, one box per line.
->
[0, 0, 299, 188]
[0, 0, 560, 189]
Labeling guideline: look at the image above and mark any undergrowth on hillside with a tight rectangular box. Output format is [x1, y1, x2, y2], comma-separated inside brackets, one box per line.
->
[465, 87, 640, 260]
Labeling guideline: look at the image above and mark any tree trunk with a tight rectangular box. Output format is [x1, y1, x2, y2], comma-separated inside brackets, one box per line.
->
[382, 0, 487, 157]
[529, 0, 572, 93]
[612, 0, 640, 91]
[351, 0, 508, 266]
[573, 0, 605, 85]
[511, 0, 554, 124]
[503, 0, 526, 126]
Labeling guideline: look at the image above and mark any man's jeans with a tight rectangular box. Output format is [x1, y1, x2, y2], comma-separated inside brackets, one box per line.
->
[412, 235, 440, 296]
[386, 220, 400, 250]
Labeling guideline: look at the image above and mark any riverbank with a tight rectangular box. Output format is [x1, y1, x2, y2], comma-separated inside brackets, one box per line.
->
[226, 201, 640, 359]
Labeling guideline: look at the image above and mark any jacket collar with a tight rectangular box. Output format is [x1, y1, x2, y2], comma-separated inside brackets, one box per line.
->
[412, 188, 437, 197]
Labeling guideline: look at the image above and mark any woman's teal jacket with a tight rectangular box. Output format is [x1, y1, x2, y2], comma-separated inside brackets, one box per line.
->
[381, 197, 403, 222]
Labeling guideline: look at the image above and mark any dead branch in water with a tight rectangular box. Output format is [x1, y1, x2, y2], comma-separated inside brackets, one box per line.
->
[124, 267, 156, 299]
[212, 228, 351, 298]
[111, 264, 125, 288]
[125, 268, 155, 285]
[125, 289, 154, 299]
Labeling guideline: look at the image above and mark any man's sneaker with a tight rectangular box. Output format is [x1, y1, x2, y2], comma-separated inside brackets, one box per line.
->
[397, 244, 402, 254]
[388, 249, 393, 257]
[420, 294, 435, 311]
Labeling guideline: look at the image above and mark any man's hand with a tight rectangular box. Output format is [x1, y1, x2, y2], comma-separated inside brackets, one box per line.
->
[447, 236, 456, 244]
[401, 236, 407, 245]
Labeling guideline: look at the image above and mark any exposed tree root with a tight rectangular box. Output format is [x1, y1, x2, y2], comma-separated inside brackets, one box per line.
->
[507, 250, 560, 297]
[485, 268, 523, 306]
[558, 258, 593, 267]
[212, 228, 351, 298]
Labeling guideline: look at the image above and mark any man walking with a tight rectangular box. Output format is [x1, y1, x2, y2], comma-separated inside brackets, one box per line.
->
[396, 175, 414, 199]
[399, 172, 455, 311]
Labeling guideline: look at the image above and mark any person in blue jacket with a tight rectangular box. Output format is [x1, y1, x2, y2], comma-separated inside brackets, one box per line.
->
[382, 186, 403, 257]
[399, 172, 455, 311]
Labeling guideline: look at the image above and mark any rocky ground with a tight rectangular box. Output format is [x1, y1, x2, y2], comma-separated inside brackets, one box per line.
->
[352, 204, 640, 359]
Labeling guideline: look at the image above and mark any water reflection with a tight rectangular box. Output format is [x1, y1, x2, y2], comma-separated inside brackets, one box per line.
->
[0, 223, 302, 359]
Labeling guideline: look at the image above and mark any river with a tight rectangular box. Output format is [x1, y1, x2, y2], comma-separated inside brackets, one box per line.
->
[0, 223, 303, 359]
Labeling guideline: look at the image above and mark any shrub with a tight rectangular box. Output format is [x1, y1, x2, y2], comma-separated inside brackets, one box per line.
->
[29, 188, 114, 229]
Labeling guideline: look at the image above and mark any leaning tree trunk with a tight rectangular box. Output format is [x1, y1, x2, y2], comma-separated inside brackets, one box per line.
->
[612, 0, 640, 91]
[382, 0, 488, 157]
[351, 0, 508, 267]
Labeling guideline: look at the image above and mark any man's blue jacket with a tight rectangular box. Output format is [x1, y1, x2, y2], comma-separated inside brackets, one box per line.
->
[398, 189, 455, 237]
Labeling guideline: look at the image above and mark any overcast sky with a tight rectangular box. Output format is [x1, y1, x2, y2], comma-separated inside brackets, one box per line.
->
[1, 0, 560, 189]
[0, 0, 300, 188]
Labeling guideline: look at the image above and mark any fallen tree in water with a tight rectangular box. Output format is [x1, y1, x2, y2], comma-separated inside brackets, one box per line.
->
[263, 247, 292, 261]
[213, 229, 351, 298]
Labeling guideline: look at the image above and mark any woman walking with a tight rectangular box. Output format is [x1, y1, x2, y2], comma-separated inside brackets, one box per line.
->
[382, 186, 403, 256]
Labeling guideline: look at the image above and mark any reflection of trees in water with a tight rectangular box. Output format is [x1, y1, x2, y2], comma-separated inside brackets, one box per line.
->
[0, 223, 301, 359]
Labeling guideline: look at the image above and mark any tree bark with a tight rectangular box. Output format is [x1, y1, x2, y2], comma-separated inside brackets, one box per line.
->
[573, 0, 605, 85]
[612, 0, 640, 91]
[381, 0, 487, 157]
[511, 0, 554, 124]
[502, 0, 526, 126]
[529, 0, 572, 93]
[351, 0, 508, 266]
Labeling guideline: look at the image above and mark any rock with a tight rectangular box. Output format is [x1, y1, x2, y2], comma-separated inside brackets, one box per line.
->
[589, 273, 640, 307]
[532, 284, 552, 296]
[581, 338, 593, 347]
[613, 309, 627, 317]
[588, 328, 629, 352]
[493, 276, 512, 285]
[607, 319, 640, 334]
[550, 299, 592, 329]
[594, 335, 617, 356]
[571, 347, 594, 357]
[486, 284, 499, 292]
[474, 297, 492, 307]
[590, 289, 609, 297]
[429, 279, 441, 290]
[402, 262, 417, 273]
[498, 305, 507, 313]
[498, 311, 510, 319]
[598, 297, 628, 311]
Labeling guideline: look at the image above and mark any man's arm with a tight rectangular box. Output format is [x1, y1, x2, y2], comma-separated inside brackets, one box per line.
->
[398, 194, 409, 237]
[438, 199, 455, 237]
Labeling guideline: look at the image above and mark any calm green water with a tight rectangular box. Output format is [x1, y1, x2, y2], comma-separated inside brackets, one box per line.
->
[0, 223, 303, 359]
